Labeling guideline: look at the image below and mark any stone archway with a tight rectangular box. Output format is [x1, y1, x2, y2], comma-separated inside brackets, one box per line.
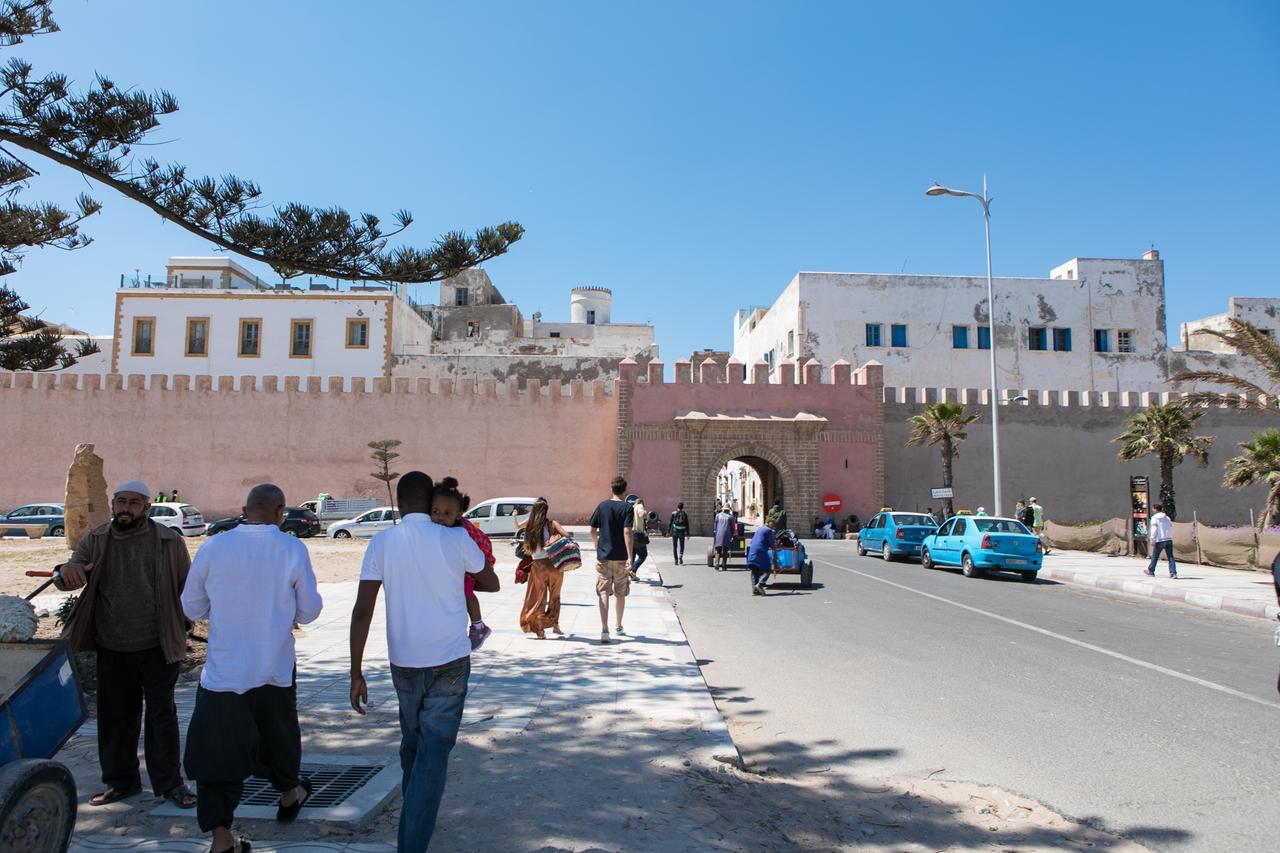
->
[701, 443, 798, 529]
[675, 411, 826, 536]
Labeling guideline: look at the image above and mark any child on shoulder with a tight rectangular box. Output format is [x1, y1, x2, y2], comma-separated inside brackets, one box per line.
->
[431, 477, 494, 650]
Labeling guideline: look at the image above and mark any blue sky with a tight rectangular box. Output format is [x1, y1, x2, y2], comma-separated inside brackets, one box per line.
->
[9, 1, 1279, 363]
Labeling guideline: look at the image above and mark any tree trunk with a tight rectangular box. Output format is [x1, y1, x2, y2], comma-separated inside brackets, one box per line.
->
[386, 483, 397, 524]
[940, 436, 955, 518]
[1159, 452, 1176, 521]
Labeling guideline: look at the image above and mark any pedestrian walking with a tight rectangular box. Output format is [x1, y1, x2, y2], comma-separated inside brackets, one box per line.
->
[349, 471, 500, 852]
[515, 498, 570, 639]
[629, 495, 649, 581]
[590, 476, 634, 644]
[1271, 549, 1279, 697]
[1028, 497, 1050, 554]
[669, 502, 689, 564]
[181, 484, 324, 853]
[713, 504, 735, 571]
[55, 480, 197, 809]
[1143, 503, 1178, 579]
[746, 516, 778, 596]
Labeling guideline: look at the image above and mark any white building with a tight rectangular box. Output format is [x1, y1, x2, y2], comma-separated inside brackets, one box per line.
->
[109, 257, 655, 383]
[733, 251, 1274, 393]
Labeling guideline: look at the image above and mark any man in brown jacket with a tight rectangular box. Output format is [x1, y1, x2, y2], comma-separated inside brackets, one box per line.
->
[57, 479, 197, 808]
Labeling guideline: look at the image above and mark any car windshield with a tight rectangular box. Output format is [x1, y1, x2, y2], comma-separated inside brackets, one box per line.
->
[973, 518, 1030, 534]
[892, 513, 935, 526]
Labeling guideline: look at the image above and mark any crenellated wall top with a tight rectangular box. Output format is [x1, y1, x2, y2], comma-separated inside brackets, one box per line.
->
[882, 385, 1278, 410]
[619, 358, 880, 388]
[0, 372, 615, 400]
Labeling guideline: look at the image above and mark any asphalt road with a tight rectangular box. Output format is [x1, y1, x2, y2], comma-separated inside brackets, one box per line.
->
[663, 537, 1280, 852]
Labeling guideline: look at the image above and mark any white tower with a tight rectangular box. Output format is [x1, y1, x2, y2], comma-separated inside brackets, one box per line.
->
[570, 287, 612, 325]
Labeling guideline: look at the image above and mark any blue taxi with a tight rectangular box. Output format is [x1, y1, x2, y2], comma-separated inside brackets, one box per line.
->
[920, 515, 1042, 580]
[856, 509, 938, 561]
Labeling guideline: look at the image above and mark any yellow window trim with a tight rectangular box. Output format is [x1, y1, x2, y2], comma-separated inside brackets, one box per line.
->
[184, 316, 210, 357]
[131, 316, 156, 357]
[237, 318, 262, 358]
[345, 317, 370, 349]
[289, 319, 314, 359]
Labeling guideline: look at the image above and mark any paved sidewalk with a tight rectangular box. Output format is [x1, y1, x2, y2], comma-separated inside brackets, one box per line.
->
[45, 543, 740, 851]
[1039, 549, 1280, 620]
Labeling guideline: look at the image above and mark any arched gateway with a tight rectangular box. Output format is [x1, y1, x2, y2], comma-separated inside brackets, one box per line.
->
[616, 358, 884, 538]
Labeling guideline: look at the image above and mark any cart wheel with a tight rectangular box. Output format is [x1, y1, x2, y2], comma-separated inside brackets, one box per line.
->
[800, 560, 814, 588]
[0, 759, 77, 853]
[706, 548, 714, 567]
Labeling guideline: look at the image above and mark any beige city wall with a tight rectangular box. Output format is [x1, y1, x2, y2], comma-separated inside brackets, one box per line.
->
[884, 387, 1278, 526]
[0, 372, 618, 522]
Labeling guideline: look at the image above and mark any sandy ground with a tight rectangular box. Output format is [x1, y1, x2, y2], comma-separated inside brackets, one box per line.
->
[3, 533, 1146, 850]
[0, 533, 369, 596]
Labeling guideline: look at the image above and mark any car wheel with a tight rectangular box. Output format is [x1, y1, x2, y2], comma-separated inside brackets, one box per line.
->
[881, 541, 892, 562]
[856, 539, 866, 557]
[1020, 570, 1037, 582]
[962, 553, 981, 577]
[286, 529, 299, 537]
[334, 529, 352, 540]
[49, 525, 64, 537]
[921, 547, 934, 570]
[800, 560, 814, 588]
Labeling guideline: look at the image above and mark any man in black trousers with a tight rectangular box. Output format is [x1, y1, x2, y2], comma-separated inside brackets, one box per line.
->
[57, 479, 197, 809]
[182, 484, 324, 853]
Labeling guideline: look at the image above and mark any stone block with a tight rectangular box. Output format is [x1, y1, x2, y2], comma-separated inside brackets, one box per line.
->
[63, 443, 109, 547]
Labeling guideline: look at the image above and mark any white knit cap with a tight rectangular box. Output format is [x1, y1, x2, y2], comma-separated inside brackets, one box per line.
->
[113, 480, 151, 499]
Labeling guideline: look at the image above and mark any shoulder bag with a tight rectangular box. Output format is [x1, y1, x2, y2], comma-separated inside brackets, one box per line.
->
[545, 534, 582, 572]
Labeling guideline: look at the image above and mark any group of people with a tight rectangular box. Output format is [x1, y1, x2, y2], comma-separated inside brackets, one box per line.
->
[57, 473, 499, 852]
[152, 488, 181, 503]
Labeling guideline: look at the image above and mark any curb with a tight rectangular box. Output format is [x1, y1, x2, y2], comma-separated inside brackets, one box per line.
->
[1038, 566, 1280, 621]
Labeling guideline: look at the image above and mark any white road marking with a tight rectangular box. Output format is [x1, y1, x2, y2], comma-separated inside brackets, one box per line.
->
[815, 558, 1280, 711]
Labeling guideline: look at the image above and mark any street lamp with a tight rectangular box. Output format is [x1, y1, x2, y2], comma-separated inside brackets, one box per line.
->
[926, 177, 1003, 516]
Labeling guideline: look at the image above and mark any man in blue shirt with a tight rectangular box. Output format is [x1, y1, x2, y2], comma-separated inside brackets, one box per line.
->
[746, 518, 777, 596]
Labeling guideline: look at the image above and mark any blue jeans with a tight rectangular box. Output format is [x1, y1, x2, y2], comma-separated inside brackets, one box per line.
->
[749, 564, 772, 586]
[391, 656, 470, 852]
[1147, 540, 1177, 575]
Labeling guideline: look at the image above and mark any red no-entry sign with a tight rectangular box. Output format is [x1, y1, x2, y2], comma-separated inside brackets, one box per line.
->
[822, 494, 842, 513]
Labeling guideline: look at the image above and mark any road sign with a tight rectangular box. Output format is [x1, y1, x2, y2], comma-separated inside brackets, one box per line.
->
[930, 487, 954, 499]
[822, 494, 842, 513]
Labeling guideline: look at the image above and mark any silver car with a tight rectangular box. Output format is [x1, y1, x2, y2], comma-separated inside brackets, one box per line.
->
[328, 507, 401, 539]
[1, 503, 66, 538]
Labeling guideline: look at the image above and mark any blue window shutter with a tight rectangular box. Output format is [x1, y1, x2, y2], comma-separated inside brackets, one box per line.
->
[952, 326, 969, 349]
[891, 324, 907, 347]
[977, 327, 991, 350]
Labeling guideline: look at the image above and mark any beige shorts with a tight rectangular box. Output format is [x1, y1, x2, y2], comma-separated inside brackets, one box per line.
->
[595, 559, 630, 598]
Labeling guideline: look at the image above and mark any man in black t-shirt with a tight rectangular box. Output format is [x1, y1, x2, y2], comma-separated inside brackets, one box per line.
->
[669, 503, 689, 564]
[589, 475, 634, 645]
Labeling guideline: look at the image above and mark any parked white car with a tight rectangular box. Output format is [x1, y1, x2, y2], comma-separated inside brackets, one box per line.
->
[328, 507, 401, 539]
[147, 502, 206, 536]
[462, 497, 537, 538]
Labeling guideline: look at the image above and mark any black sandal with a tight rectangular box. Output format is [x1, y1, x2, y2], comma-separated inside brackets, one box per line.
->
[161, 782, 197, 809]
[276, 777, 312, 823]
[89, 785, 141, 806]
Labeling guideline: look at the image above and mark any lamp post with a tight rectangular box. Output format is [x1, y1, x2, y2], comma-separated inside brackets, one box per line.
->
[926, 177, 1003, 516]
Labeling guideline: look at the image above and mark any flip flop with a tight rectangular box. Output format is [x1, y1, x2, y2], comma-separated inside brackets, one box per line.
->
[276, 777, 312, 823]
[89, 786, 141, 806]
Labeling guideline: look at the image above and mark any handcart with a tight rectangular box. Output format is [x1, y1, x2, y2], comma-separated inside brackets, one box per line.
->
[706, 521, 751, 567]
[771, 529, 815, 588]
[0, 568, 89, 852]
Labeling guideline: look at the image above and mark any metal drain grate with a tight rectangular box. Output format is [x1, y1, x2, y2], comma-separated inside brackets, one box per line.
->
[239, 762, 385, 808]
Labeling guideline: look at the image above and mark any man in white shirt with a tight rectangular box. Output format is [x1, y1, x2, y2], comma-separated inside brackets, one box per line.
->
[181, 484, 324, 853]
[349, 471, 499, 853]
[1144, 503, 1178, 579]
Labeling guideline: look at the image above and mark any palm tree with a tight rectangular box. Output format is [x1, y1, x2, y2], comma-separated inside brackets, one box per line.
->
[1172, 318, 1280, 413]
[1223, 430, 1280, 529]
[1114, 404, 1214, 520]
[905, 402, 979, 518]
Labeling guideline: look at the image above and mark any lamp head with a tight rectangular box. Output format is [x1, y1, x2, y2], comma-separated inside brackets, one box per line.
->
[925, 183, 950, 197]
